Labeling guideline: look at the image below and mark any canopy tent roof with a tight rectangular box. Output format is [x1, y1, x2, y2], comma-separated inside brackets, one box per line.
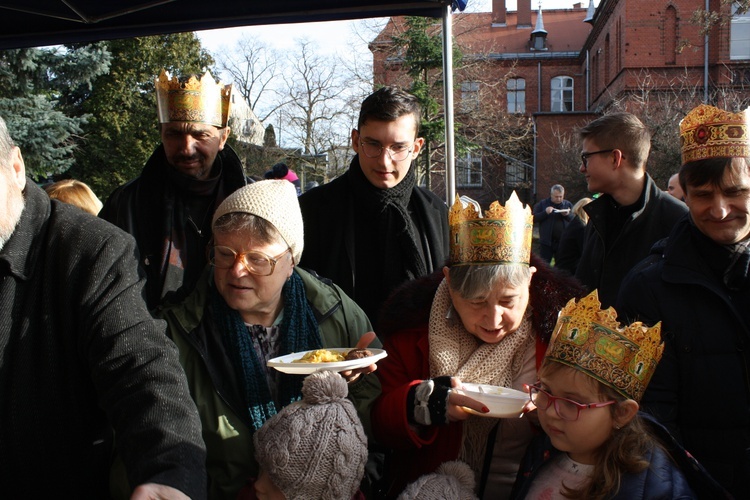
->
[0, 0, 444, 50]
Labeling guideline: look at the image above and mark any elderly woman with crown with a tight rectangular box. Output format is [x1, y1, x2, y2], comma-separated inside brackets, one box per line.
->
[371, 192, 585, 498]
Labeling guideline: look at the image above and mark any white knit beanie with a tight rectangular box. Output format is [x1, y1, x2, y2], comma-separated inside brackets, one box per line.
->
[397, 461, 479, 500]
[212, 180, 304, 264]
[253, 371, 368, 500]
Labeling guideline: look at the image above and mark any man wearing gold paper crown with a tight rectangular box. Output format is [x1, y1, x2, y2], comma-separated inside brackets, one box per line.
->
[617, 104, 750, 498]
[298, 86, 449, 330]
[510, 292, 727, 499]
[371, 192, 585, 498]
[575, 112, 687, 308]
[100, 69, 247, 311]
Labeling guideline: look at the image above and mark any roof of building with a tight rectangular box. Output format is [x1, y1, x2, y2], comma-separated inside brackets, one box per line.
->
[373, 7, 592, 60]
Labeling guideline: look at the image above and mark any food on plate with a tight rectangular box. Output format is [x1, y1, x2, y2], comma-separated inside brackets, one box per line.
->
[345, 348, 373, 360]
[293, 349, 345, 363]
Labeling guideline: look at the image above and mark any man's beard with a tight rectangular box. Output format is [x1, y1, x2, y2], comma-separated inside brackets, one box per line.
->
[0, 187, 24, 251]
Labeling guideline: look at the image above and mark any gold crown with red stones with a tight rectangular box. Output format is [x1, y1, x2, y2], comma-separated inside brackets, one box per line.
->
[448, 191, 533, 266]
[545, 291, 664, 402]
[680, 104, 750, 165]
[155, 69, 232, 128]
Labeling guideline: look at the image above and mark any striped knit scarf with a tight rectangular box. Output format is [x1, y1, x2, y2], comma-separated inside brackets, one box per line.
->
[211, 270, 322, 431]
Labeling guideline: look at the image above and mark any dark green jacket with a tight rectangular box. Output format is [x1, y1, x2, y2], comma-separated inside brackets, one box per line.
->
[160, 267, 381, 500]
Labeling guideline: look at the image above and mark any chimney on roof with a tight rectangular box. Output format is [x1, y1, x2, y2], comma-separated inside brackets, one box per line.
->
[518, 0, 532, 28]
[492, 0, 507, 26]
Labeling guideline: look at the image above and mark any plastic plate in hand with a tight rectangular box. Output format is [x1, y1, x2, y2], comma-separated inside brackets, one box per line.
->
[267, 348, 387, 374]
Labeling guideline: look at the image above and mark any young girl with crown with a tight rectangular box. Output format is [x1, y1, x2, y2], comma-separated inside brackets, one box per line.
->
[510, 291, 728, 500]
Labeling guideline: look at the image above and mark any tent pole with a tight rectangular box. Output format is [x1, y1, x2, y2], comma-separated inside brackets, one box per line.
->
[442, 3, 456, 205]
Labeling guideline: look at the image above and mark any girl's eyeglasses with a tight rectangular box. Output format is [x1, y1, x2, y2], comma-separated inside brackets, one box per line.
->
[527, 383, 616, 421]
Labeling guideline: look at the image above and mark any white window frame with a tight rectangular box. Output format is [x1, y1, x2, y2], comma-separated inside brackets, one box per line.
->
[507, 78, 526, 114]
[551, 76, 574, 112]
[456, 150, 483, 188]
[731, 3, 750, 60]
[460, 81, 480, 113]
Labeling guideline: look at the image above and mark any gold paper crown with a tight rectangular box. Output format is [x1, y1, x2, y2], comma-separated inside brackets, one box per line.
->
[155, 69, 232, 128]
[679, 104, 750, 165]
[545, 291, 664, 401]
[448, 191, 533, 266]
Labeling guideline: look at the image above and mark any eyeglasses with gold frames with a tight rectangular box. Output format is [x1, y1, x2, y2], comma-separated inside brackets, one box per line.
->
[209, 246, 290, 276]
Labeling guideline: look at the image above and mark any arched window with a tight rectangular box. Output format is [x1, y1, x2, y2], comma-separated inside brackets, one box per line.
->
[551, 76, 574, 112]
[507, 78, 526, 113]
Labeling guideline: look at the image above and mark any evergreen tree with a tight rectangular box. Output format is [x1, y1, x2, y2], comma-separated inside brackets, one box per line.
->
[70, 33, 214, 198]
[0, 45, 111, 181]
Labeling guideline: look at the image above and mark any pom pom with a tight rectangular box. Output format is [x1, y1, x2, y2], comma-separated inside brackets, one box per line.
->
[435, 461, 475, 491]
[301, 371, 348, 404]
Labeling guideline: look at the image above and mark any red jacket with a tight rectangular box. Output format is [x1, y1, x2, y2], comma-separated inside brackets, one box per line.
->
[372, 257, 585, 497]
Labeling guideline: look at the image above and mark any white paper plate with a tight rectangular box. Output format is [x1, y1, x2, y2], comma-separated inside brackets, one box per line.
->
[267, 348, 387, 374]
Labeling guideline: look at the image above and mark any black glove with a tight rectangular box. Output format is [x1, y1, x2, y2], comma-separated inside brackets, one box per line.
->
[407, 376, 452, 426]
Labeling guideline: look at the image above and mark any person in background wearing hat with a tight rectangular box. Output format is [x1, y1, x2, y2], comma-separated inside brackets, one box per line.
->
[398, 461, 478, 500]
[264, 162, 302, 196]
[100, 70, 247, 311]
[251, 370, 368, 500]
[298, 86, 449, 329]
[372, 193, 584, 498]
[0, 115, 207, 497]
[575, 112, 687, 308]
[617, 104, 750, 498]
[511, 292, 725, 499]
[159, 179, 381, 500]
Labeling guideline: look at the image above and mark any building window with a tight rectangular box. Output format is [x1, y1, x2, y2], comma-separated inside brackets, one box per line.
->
[551, 76, 574, 112]
[461, 82, 480, 112]
[456, 150, 482, 187]
[507, 78, 526, 113]
[731, 4, 750, 60]
[506, 161, 529, 187]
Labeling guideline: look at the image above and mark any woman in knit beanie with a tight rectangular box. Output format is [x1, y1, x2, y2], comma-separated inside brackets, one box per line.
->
[253, 371, 368, 500]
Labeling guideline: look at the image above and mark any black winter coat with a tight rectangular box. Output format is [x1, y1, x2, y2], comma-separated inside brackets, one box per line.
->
[100, 144, 247, 310]
[576, 174, 687, 307]
[0, 182, 206, 498]
[617, 216, 750, 498]
[299, 156, 449, 326]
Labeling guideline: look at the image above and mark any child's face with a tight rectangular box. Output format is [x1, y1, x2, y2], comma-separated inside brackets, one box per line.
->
[254, 469, 286, 500]
[537, 368, 618, 465]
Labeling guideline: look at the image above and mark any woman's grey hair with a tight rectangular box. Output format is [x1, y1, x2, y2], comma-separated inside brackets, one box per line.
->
[448, 263, 532, 300]
[213, 212, 285, 247]
[0, 116, 16, 166]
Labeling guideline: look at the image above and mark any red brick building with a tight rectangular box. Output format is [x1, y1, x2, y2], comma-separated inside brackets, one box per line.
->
[371, 0, 750, 205]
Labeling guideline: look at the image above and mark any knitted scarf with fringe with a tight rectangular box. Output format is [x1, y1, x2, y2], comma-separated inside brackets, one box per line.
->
[211, 270, 322, 431]
[428, 278, 535, 481]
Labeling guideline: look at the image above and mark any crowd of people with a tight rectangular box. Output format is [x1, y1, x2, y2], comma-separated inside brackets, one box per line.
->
[1, 66, 748, 500]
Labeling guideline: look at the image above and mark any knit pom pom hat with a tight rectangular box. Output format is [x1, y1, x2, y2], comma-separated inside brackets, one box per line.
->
[253, 371, 368, 500]
[397, 461, 479, 500]
[212, 179, 304, 264]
